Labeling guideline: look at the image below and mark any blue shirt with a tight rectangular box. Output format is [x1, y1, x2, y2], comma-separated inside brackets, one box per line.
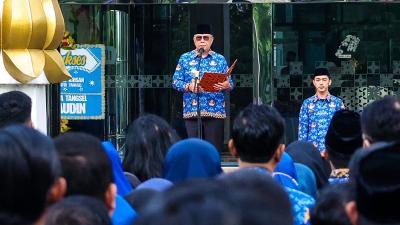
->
[298, 94, 345, 152]
[172, 50, 234, 119]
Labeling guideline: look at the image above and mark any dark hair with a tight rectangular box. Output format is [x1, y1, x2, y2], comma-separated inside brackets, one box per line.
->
[232, 104, 285, 163]
[312, 68, 331, 79]
[350, 142, 400, 224]
[311, 183, 354, 225]
[135, 180, 239, 225]
[54, 132, 113, 201]
[218, 169, 293, 225]
[123, 114, 180, 181]
[0, 125, 61, 224]
[326, 110, 362, 168]
[45, 195, 111, 225]
[361, 96, 400, 143]
[0, 91, 32, 128]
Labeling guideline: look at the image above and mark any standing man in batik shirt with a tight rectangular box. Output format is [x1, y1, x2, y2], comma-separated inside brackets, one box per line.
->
[298, 68, 345, 156]
[172, 24, 234, 152]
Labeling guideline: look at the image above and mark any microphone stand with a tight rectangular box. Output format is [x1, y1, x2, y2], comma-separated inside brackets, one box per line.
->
[194, 49, 204, 139]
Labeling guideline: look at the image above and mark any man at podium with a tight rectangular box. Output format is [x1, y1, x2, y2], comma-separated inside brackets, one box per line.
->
[172, 24, 234, 152]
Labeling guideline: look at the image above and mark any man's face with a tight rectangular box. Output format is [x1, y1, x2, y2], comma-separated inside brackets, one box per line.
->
[193, 34, 214, 52]
[312, 75, 331, 93]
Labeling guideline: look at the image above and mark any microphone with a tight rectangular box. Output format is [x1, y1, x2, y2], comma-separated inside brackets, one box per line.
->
[197, 48, 205, 57]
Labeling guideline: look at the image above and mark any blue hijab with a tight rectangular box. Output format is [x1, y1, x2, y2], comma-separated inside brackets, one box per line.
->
[102, 141, 133, 196]
[163, 138, 223, 183]
[136, 178, 173, 192]
[274, 152, 299, 190]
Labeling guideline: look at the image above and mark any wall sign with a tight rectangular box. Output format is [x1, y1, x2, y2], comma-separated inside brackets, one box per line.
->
[60, 44, 105, 119]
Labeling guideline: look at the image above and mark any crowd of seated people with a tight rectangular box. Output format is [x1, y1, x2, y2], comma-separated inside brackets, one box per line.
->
[1, 90, 400, 225]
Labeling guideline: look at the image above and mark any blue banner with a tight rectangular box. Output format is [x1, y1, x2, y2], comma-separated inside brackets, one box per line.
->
[60, 45, 105, 119]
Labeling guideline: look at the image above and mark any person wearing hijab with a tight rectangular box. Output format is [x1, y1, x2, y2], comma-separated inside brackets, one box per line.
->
[102, 141, 133, 196]
[274, 152, 300, 190]
[285, 140, 331, 189]
[163, 138, 222, 183]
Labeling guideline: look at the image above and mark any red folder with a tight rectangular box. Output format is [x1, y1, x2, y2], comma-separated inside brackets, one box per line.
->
[200, 59, 237, 92]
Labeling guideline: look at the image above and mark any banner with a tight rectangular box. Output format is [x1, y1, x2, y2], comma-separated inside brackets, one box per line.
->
[60, 45, 105, 119]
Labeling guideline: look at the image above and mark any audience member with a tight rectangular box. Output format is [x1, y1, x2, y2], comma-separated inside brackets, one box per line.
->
[124, 178, 173, 212]
[0, 91, 32, 128]
[325, 110, 362, 184]
[286, 141, 331, 189]
[228, 104, 314, 225]
[219, 169, 294, 225]
[274, 152, 300, 190]
[0, 125, 65, 225]
[135, 180, 240, 225]
[54, 132, 136, 225]
[346, 141, 400, 225]
[311, 183, 354, 225]
[45, 195, 111, 225]
[361, 95, 400, 146]
[123, 114, 180, 182]
[163, 138, 222, 183]
[102, 141, 133, 196]
[294, 163, 318, 199]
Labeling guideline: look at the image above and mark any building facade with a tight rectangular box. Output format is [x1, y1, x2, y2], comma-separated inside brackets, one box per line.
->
[58, 1, 400, 159]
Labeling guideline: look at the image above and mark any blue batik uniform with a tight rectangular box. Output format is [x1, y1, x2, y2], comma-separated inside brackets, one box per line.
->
[298, 94, 345, 152]
[172, 50, 234, 119]
[328, 168, 350, 185]
[247, 167, 315, 225]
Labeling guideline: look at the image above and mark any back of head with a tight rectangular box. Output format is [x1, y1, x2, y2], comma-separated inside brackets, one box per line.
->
[232, 104, 285, 163]
[286, 141, 331, 189]
[0, 125, 61, 224]
[136, 179, 239, 225]
[0, 91, 32, 128]
[361, 96, 400, 143]
[163, 138, 222, 183]
[326, 110, 362, 168]
[123, 114, 180, 181]
[45, 195, 111, 225]
[219, 169, 293, 225]
[54, 132, 113, 201]
[350, 142, 400, 224]
[311, 183, 354, 225]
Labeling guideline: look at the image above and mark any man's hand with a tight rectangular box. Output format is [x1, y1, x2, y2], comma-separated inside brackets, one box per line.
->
[213, 80, 230, 91]
[187, 80, 203, 93]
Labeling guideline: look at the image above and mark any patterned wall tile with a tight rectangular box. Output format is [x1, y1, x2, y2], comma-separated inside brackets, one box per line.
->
[303, 88, 315, 98]
[275, 76, 290, 88]
[234, 74, 253, 88]
[354, 87, 368, 113]
[367, 86, 390, 102]
[367, 74, 380, 86]
[289, 62, 303, 75]
[393, 61, 400, 75]
[315, 61, 329, 69]
[394, 79, 400, 88]
[380, 74, 393, 87]
[331, 75, 344, 87]
[367, 61, 380, 74]
[341, 61, 355, 75]
[354, 74, 367, 87]
[303, 75, 313, 87]
[290, 75, 302, 87]
[330, 87, 341, 97]
[277, 88, 290, 101]
[290, 88, 303, 101]
[339, 87, 355, 110]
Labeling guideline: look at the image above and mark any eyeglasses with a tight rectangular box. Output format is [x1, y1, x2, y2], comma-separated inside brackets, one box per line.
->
[194, 35, 211, 41]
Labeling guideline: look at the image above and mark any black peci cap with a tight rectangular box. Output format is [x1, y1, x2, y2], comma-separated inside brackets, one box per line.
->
[312, 68, 330, 79]
[350, 141, 400, 223]
[325, 109, 362, 156]
[195, 24, 212, 34]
